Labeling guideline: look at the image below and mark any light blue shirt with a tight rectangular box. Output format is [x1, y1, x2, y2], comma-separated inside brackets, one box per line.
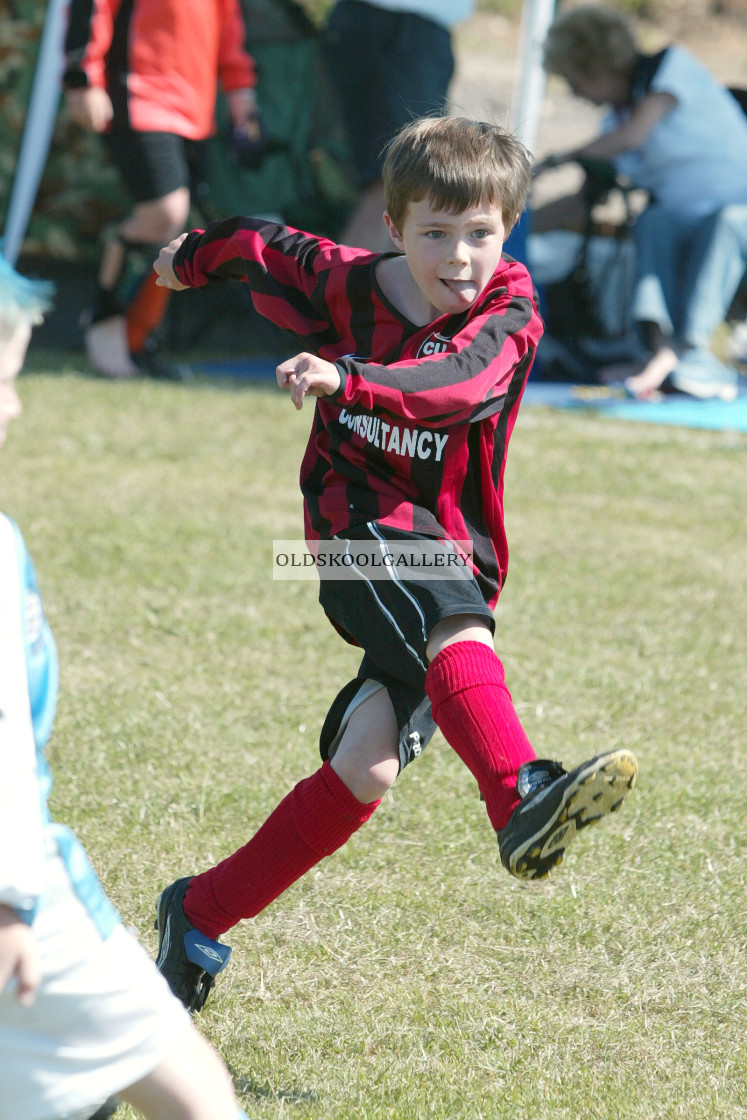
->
[355, 1, 475, 30]
[0, 513, 118, 935]
[609, 46, 747, 219]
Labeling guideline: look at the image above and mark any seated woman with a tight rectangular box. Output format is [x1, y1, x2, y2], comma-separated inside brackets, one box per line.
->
[532, 4, 747, 400]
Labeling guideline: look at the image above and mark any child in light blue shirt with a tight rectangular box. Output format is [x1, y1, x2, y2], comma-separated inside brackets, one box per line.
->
[0, 252, 250, 1120]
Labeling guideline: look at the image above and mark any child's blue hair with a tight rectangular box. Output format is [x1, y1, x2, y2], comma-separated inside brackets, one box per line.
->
[0, 248, 54, 339]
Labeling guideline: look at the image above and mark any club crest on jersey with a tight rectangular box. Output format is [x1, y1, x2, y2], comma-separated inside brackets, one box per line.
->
[417, 332, 452, 358]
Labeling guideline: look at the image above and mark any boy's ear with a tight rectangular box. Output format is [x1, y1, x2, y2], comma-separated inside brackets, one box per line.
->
[383, 212, 405, 251]
[503, 213, 521, 243]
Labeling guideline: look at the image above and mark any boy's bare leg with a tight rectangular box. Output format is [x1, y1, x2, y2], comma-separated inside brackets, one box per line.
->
[425, 614, 494, 661]
[329, 685, 400, 802]
[121, 1023, 243, 1120]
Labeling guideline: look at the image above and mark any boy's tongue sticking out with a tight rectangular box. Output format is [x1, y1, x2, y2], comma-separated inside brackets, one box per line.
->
[442, 278, 480, 305]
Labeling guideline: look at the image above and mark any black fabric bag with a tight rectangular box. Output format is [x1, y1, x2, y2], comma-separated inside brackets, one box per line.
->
[539, 159, 640, 382]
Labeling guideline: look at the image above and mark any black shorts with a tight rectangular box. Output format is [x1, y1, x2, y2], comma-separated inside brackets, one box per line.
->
[105, 130, 205, 203]
[318, 524, 494, 771]
[323, 1, 455, 186]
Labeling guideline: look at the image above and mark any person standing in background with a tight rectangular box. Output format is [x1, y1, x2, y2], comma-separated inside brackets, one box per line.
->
[63, 0, 261, 381]
[323, 1, 475, 252]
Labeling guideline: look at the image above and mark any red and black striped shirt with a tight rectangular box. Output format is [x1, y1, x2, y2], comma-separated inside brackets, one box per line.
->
[173, 217, 544, 606]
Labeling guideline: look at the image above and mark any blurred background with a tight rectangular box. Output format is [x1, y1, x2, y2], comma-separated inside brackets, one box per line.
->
[2, 0, 745, 358]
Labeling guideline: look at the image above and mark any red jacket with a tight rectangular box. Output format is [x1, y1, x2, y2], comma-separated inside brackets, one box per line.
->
[63, 0, 256, 139]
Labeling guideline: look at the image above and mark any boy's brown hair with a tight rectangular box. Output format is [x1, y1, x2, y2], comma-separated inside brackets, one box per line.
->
[382, 116, 531, 233]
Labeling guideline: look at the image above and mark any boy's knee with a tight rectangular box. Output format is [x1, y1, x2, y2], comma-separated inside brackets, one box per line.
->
[327, 685, 400, 803]
[426, 614, 493, 663]
[124, 189, 190, 245]
[331, 750, 399, 804]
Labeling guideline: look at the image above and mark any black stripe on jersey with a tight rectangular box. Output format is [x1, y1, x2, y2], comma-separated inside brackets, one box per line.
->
[329, 410, 404, 525]
[181, 219, 342, 349]
[191, 218, 321, 279]
[251, 221, 322, 275]
[300, 410, 334, 538]
[309, 268, 349, 352]
[345, 263, 380, 361]
[345, 259, 417, 368]
[458, 423, 501, 602]
[108, 0, 135, 126]
[63, 0, 96, 83]
[490, 349, 534, 488]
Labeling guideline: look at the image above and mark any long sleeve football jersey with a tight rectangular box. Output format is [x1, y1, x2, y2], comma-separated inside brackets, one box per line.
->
[173, 217, 544, 606]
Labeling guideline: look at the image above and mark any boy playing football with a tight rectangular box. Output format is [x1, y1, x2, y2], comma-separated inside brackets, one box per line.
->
[152, 116, 638, 1013]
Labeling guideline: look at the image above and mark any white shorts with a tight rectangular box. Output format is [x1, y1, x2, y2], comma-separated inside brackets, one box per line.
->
[0, 847, 191, 1120]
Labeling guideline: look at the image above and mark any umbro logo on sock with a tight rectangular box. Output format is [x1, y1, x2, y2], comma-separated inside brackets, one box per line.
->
[184, 928, 232, 974]
[194, 942, 226, 965]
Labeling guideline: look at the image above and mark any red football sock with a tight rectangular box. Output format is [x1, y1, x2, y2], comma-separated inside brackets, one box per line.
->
[425, 641, 536, 830]
[183, 760, 380, 938]
[126, 271, 171, 354]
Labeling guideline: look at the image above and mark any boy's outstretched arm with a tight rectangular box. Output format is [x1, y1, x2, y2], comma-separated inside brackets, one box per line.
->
[154, 233, 191, 291]
[277, 352, 341, 411]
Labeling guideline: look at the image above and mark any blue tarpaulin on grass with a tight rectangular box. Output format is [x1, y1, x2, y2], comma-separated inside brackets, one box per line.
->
[521, 382, 747, 432]
[197, 358, 747, 433]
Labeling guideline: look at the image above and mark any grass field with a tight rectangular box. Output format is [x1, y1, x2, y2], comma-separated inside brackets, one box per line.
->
[6, 360, 747, 1120]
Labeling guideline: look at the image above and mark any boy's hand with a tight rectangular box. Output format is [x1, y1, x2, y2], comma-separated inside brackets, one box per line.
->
[65, 87, 113, 133]
[228, 88, 266, 169]
[154, 233, 190, 290]
[0, 905, 40, 1007]
[227, 87, 260, 134]
[277, 352, 341, 410]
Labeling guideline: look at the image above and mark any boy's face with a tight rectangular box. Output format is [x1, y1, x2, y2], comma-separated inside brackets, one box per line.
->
[384, 198, 512, 320]
[0, 321, 30, 448]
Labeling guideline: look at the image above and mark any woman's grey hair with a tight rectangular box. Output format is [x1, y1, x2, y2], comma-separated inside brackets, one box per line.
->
[543, 5, 638, 81]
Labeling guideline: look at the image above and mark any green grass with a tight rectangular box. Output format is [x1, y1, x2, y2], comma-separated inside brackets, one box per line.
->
[6, 360, 747, 1119]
